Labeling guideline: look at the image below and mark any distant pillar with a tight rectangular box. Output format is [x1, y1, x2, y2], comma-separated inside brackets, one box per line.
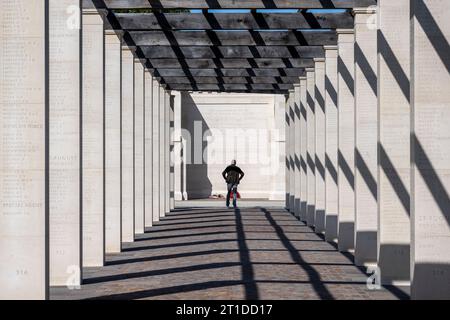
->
[411, 0, 450, 299]
[105, 30, 123, 253]
[165, 91, 171, 213]
[169, 92, 176, 210]
[324, 46, 339, 243]
[82, 8, 105, 267]
[377, 0, 411, 285]
[48, 0, 82, 286]
[299, 77, 308, 222]
[144, 69, 154, 228]
[314, 58, 326, 234]
[289, 90, 296, 213]
[121, 46, 135, 242]
[173, 92, 185, 201]
[152, 80, 161, 222]
[134, 59, 145, 234]
[293, 84, 302, 218]
[337, 29, 355, 252]
[0, 0, 48, 300]
[306, 68, 316, 227]
[354, 7, 378, 266]
[159, 87, 166, 218]
[285, 95, 291, 210]
[270, 95, 287, 201]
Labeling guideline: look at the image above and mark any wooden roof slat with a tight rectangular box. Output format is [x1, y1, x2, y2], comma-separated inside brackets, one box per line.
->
[114, 12, 353, 30]
[101, 0, 376, 9]
[152, 68, 306, 77]
[129, 30, 337, 46]
[146, 58, 314, 69]
[159, 76, 300, 84]
[139, 45, 324, 59]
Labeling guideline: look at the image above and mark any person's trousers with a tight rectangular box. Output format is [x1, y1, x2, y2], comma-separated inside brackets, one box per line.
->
[226, 183, 238, 207]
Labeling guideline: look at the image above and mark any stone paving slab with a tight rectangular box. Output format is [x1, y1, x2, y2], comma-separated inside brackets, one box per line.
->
[50, 206, 410, 300]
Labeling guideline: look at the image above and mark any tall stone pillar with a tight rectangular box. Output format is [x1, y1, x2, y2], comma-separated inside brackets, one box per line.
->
[121, 46, 135, 242]
[289, 90, 296, 213]
[293, 84, 302, 218]
[152, 80, 161, 222]
[159, 87, 166, 218]
[173, 91, 185, 201]
[377, 0, 411, 285]
[82, 8, 105, 267]
[324, 46, 339, 243]
[48, 0, 82, 286]
[169, 92, 176, 210]
[105, 30, 122, 253]
[411, 0, 450, 299]
[306, 68, 316, 227]
[314, 59, 326, 234]
[353, 7, 378, 266]
[285, 95, 291, 210]
[144, 69, 154, 228]
[134, 59, 145, 234]
[0, 0, 48, 300]
[299, 77, 308, 222]
[337, 29, 355, 252]
[165, 91, 172, 213]
[270, 95, 287, 201]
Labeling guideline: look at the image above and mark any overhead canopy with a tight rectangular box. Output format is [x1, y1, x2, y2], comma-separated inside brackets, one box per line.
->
[85, 0, 374, 93]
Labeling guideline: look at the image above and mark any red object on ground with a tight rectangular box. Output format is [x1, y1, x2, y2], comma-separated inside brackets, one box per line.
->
[229, 191, 241, 199]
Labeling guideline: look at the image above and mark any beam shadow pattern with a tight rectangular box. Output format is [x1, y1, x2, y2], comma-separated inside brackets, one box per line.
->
[50, 207, 409, 300]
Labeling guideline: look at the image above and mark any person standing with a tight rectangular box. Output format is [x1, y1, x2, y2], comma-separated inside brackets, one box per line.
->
[222, 160, 245, 208]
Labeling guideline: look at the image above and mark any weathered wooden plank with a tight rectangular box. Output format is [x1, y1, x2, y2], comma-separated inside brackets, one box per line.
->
[129, 30, 337, 46]
[160, 76, 300, 84]
[152, 68, 306, 77]
[139, 45, 324, 59]
[146, 58, 314, 68]
[100, 0, 377, 9]
[166, 83, 294, 92]
[115, 12, 353, 30]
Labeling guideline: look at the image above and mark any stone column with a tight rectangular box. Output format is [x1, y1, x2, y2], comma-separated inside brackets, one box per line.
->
[134, 59, 145, 234]
[411, 0, 450, 299]
[314, 59, 326, 234]
[289, 90, 296, 213]
[152, 80, 160, 222]
[82, 8, 105, 267]
[121, 46, 135, 242]
[337, 29, 355, 252]
[159, 87, 166, 218]
[173, 91, 184, 201]
[306, 68, 316, 227]
[353, 7, 378, 266]
[377, 0, 411, 285]
[144, 69, 154, 228]
[0, 0, 48, 300]
[324, 46, 339, 243]
[285, 95, 291, 210]
[270, 94, 287, 201]
[299, 77, 308, 222]
[169, 92, 176, 210]
[105, 30, 122, 253]
[165, 91, 171, 213]
[293, 84, 302, 218]
[48, 0, 82, 287]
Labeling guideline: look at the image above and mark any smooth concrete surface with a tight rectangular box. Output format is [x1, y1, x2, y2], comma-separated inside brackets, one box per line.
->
[159, 87, 166, 218]
[306, 69, 316, 227]
[324, 46, 339, 243]
[144, 70, 154, 228]
[314, 59, 326, 234]
[49, 0, 82, 285]
[152, 80, 160, 222]
[299, 77, 308, 222]
[337, 29, 355, 252]
[82, 9, 105, 267]
[294, 85, 302, 218]
[121, 47, 135, 243]
[377, 0, 411, 285]
[289, 90, 296, 213]
[0, 0, 48, 300]
[354, 8, 378, 266]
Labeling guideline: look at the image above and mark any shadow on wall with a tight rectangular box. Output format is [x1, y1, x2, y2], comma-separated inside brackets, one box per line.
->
[181, 93, 213, 199]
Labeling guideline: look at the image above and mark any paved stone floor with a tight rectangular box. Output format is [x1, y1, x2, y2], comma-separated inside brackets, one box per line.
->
[51, 202, 410, 300]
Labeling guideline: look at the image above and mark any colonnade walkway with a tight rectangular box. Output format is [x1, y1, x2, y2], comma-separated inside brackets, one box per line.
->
[50, 202, 409, 300]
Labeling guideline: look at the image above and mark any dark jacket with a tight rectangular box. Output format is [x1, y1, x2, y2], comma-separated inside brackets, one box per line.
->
[222, 165, 244, 184]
